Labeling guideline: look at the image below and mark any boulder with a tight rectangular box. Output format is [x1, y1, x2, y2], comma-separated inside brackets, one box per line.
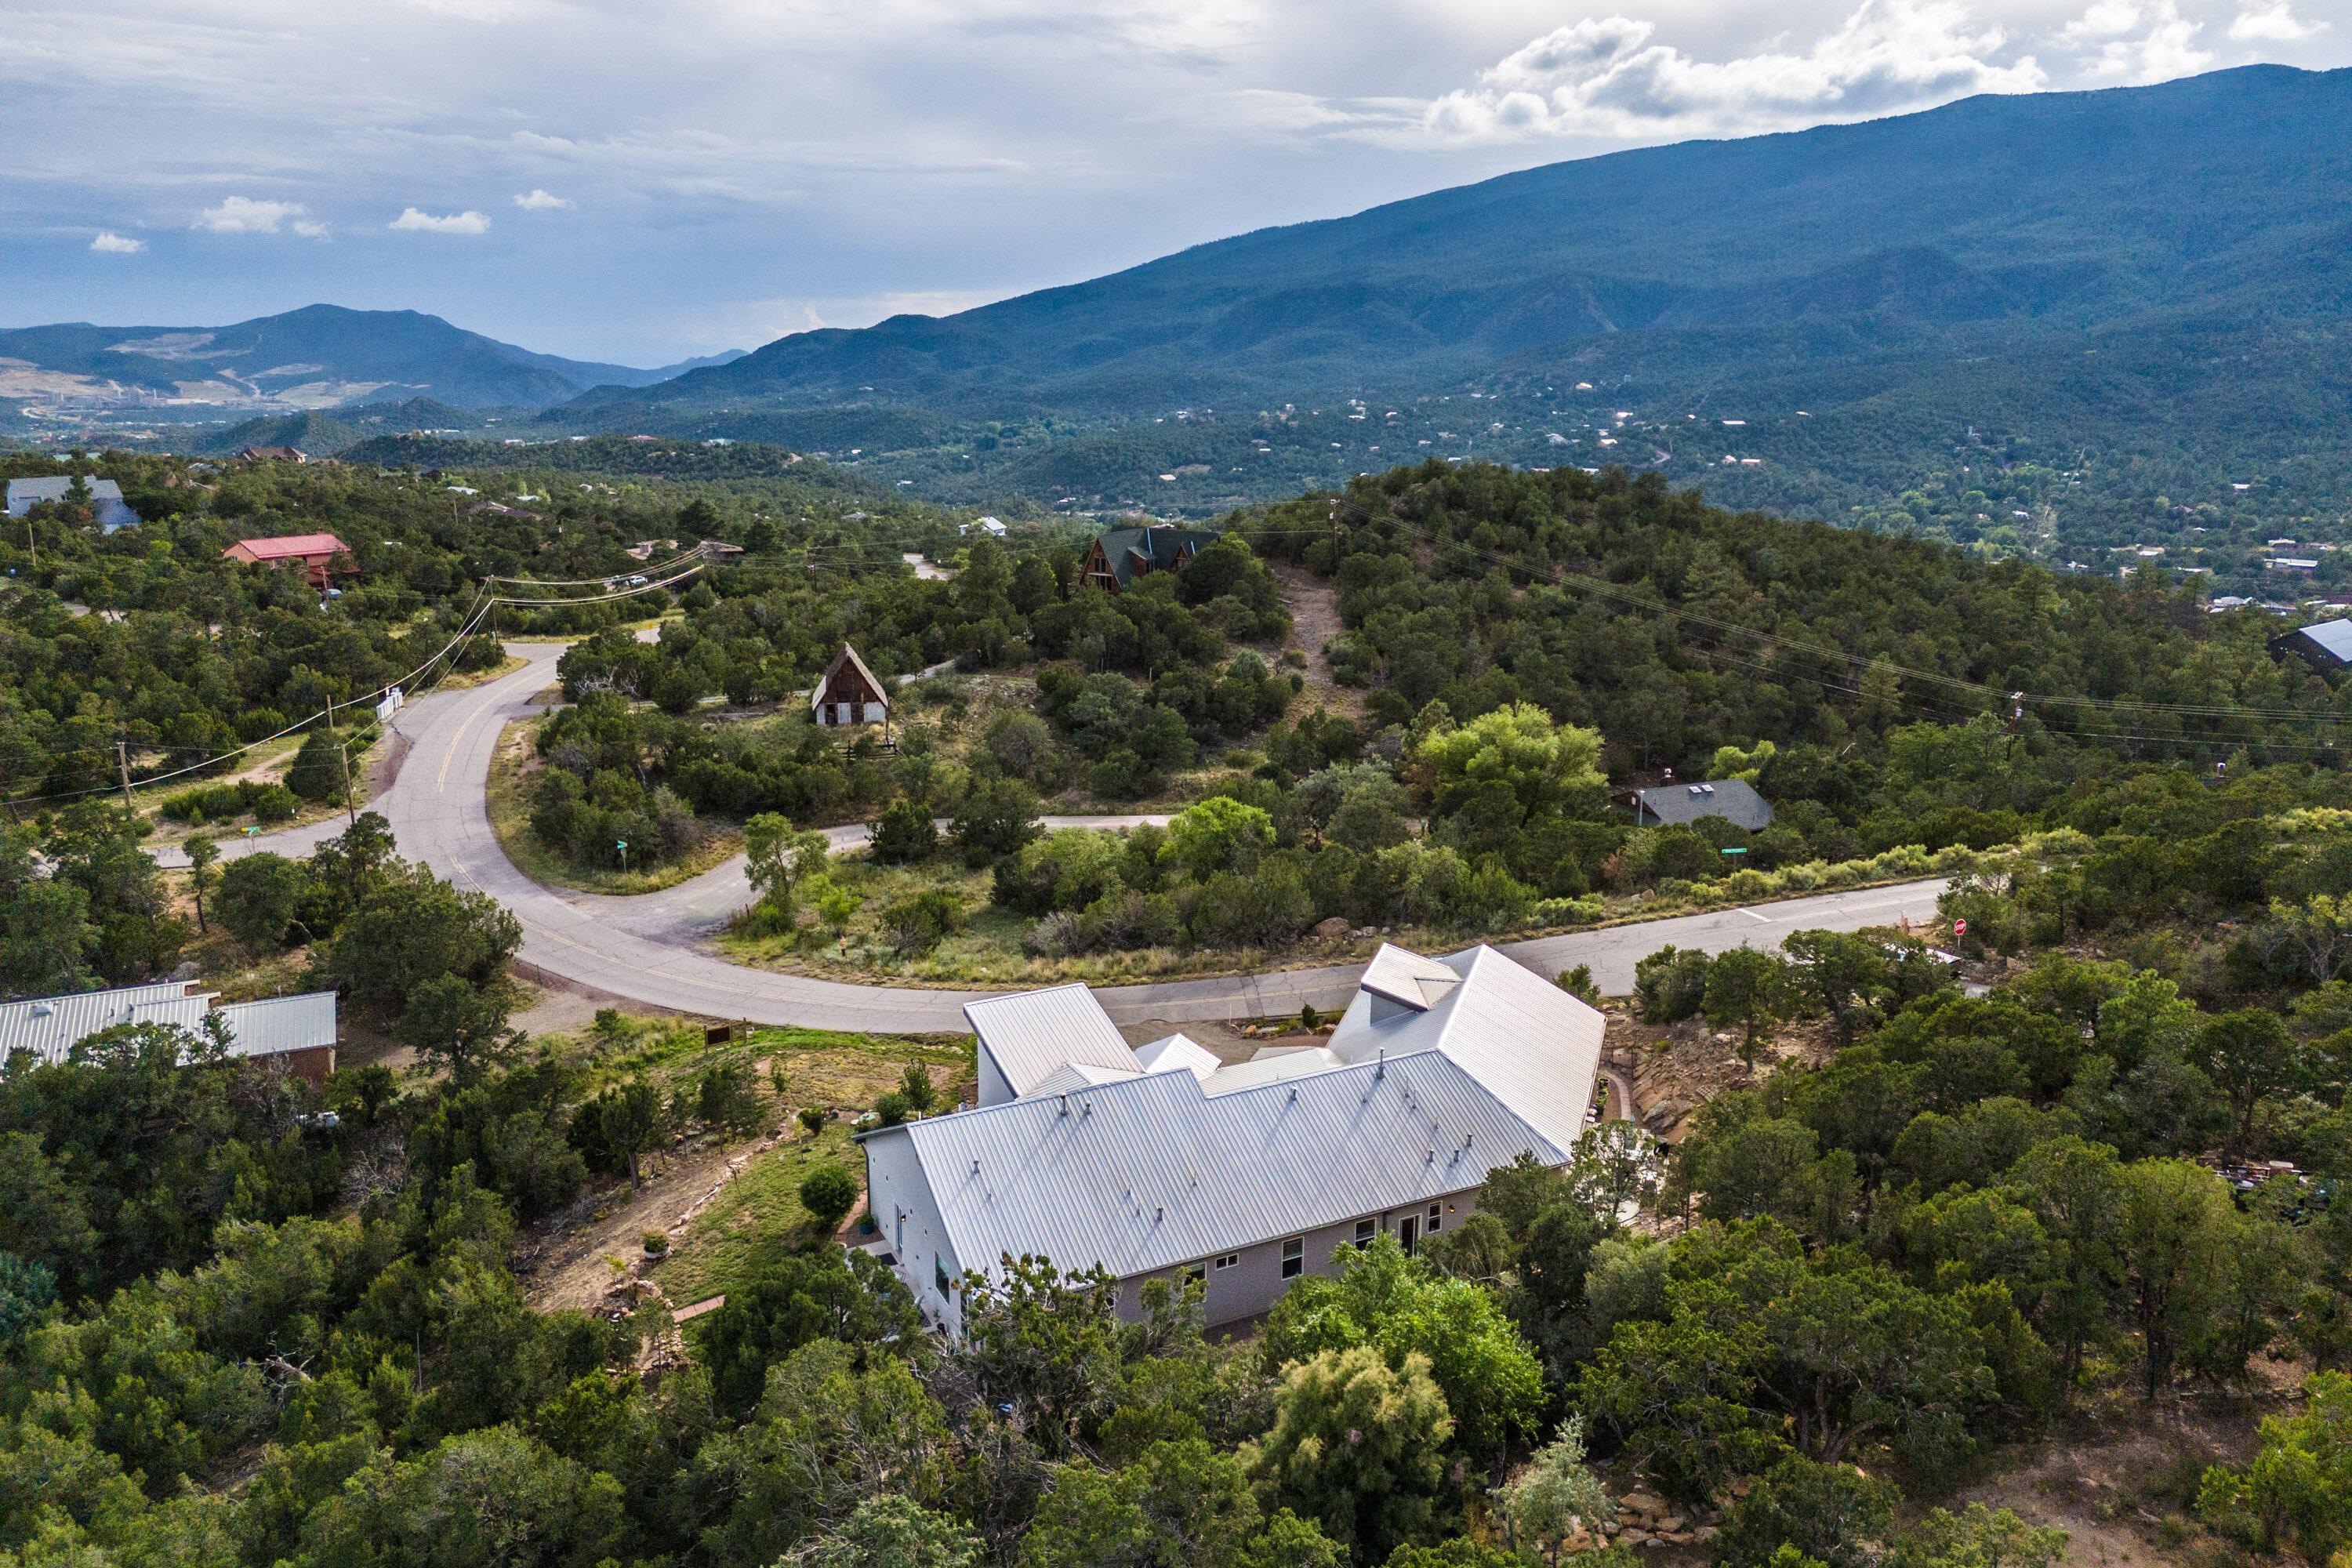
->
[1312, 916, 1352, 941]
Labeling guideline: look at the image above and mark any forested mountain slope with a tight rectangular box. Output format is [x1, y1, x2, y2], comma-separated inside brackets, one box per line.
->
[603, 66, 2350, 411]
[564, 65, 2351, 547]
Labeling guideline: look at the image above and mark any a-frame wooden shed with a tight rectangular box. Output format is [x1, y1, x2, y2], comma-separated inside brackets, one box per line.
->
[811, 643, 890, 728]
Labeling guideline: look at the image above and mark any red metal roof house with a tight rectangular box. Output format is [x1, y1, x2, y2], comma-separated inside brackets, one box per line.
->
[223, 533, 356, 590]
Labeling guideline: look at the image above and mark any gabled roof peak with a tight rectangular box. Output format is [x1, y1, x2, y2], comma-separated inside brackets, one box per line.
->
[1358, 942, 1462, 1012]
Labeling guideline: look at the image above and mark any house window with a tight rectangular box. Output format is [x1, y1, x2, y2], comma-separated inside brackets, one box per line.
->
[1281, 1237, 1304, 1278]
[1354, 1218, 1376, 1249]
[1428, 1203, 1443, 1233]
[1181, 1262, 1207, 1286]
[1214, 1254, 1240, 1271]
[935, 1257, 953, 1297]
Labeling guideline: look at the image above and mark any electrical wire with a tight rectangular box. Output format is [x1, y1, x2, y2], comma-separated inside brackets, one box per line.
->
[2, 589, 502, 808]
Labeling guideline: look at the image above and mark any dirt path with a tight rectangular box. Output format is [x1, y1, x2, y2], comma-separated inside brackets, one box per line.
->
[518, 1135, 778, 1314]
[1270, 561, 1367, 722]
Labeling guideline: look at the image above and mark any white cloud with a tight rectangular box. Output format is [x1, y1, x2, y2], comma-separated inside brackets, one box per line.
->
[2063, 0, 2211, 81]
[512, 188, 572, 209]
[2230, 0, 2325, 41]
[389, 206, 491, 233]
[1417, 0, 2046, 144]
[192, 195, 306, 233]
[292, 220, 331, 238]
[89, 230, 145, 253]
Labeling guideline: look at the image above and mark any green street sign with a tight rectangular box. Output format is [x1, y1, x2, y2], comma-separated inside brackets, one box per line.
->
[1719, 846, 1748, 855]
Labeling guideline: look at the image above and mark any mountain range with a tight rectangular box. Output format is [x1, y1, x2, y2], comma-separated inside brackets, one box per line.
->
[539, 64, 2351, 543]
[8, 66, 2348, 547]
[600, 64, 2350, 416]
[0, 303, 743, 415]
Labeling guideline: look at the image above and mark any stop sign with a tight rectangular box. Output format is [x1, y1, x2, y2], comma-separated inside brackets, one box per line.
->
[1954, 918, 1968, 938]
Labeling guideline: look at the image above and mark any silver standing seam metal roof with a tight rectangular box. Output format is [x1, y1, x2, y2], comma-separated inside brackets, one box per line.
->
[877, 1050, 1567, 1283]
[0, 983, 336, 1067]
[0, 982, 205, 1066]
[966, 982, 1141, 1101]
[1327, 945, 1604, 1156]
[879, 943, 1606, 1282]
[2277, 618, 2352, 667]
[216, 993, 339, 1058]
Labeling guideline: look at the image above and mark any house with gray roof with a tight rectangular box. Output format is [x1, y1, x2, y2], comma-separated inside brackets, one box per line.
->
[1080, 525, 1218, 593]
[861, 943, 1603, 1331]
[6, 476, 140, 532]
[2273, 618, 2352, 673]
[0, 982, 339, 1081]
[1619, 778, 1774, 832]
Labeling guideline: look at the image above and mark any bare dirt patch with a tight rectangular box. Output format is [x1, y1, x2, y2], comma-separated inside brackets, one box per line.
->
[1269, 561, 1367, 722]
[517, 1136, 764, 1316]
[1944, 1386, 2284, 1568]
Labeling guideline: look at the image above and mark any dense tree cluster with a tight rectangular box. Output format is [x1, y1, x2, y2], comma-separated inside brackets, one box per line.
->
[522, 535, 1300, 870]
[0, 448, 962, 817]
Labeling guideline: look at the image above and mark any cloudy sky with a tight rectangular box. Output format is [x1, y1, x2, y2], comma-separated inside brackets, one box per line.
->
[2, 0, 2339, 365]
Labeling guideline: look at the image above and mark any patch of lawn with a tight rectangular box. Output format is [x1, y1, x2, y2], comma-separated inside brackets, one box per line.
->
[641, 1025, 972, 1308]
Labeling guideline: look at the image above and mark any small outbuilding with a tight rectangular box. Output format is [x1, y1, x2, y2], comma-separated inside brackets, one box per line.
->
[0, 981, 339, 1082]
[811, 643, 889, 728]
[235, 445, 308, 463]
[1619, 778, 1774, 832]
[2272, 618, 2352, 673]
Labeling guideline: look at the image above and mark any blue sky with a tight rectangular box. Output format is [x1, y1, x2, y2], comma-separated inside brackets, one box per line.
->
[2, 0, 2341, 366]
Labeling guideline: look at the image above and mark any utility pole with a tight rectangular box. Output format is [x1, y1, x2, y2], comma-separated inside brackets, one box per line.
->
[337, 739, 357, 826]
[116, 740, 132, 811]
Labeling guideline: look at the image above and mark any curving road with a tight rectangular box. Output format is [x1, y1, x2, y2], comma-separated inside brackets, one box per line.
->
[158, 642, 1950, 1031]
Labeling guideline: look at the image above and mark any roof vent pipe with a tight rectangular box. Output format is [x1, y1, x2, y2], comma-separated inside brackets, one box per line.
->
[971, 1159, 981, 1175]
[1059, 1094, 1069, 1117]
[1154, 1207, 1163, 1223]
[1376, 1050, 1385, 1080]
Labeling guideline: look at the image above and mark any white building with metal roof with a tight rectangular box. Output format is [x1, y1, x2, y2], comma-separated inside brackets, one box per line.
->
[862, 943, 1603, 1331]
[0, 982, 339, 1080]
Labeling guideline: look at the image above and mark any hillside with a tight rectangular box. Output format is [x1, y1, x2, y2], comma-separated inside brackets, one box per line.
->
[0, 303, 744, 415]
[558, 65, 2350, 552]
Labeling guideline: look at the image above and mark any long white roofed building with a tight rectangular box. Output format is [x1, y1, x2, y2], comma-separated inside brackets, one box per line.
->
[859, 942, 1604, 1331]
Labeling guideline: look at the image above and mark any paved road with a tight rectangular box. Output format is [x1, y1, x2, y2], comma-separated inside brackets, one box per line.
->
[154, 641, 1947, 1031]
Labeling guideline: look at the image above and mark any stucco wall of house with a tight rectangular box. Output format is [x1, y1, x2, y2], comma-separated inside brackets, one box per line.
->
[1114, 1183, 1486, 1327]
[975, 1046, 1016, 1109]
[864, 1130, 965, 1334]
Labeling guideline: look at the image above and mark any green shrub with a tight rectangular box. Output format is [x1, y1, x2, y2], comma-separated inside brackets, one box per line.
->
[799, 1164, 861, 1235]
[1634, 944, 1711, 1024]
[880, 889, 966, 954]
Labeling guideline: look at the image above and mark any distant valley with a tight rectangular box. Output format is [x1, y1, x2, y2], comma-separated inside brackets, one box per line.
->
[8, 65, 2348, 567]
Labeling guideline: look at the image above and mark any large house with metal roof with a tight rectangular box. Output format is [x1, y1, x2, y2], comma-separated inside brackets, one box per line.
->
[860, 942, 1604, 1332]
[6, 476, 140, 533]
[0, 982, 339, 1082]
[2274, 619, 2352, 673]
[1079, 525, 1218, 594]
[222, 532, 355, 591]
